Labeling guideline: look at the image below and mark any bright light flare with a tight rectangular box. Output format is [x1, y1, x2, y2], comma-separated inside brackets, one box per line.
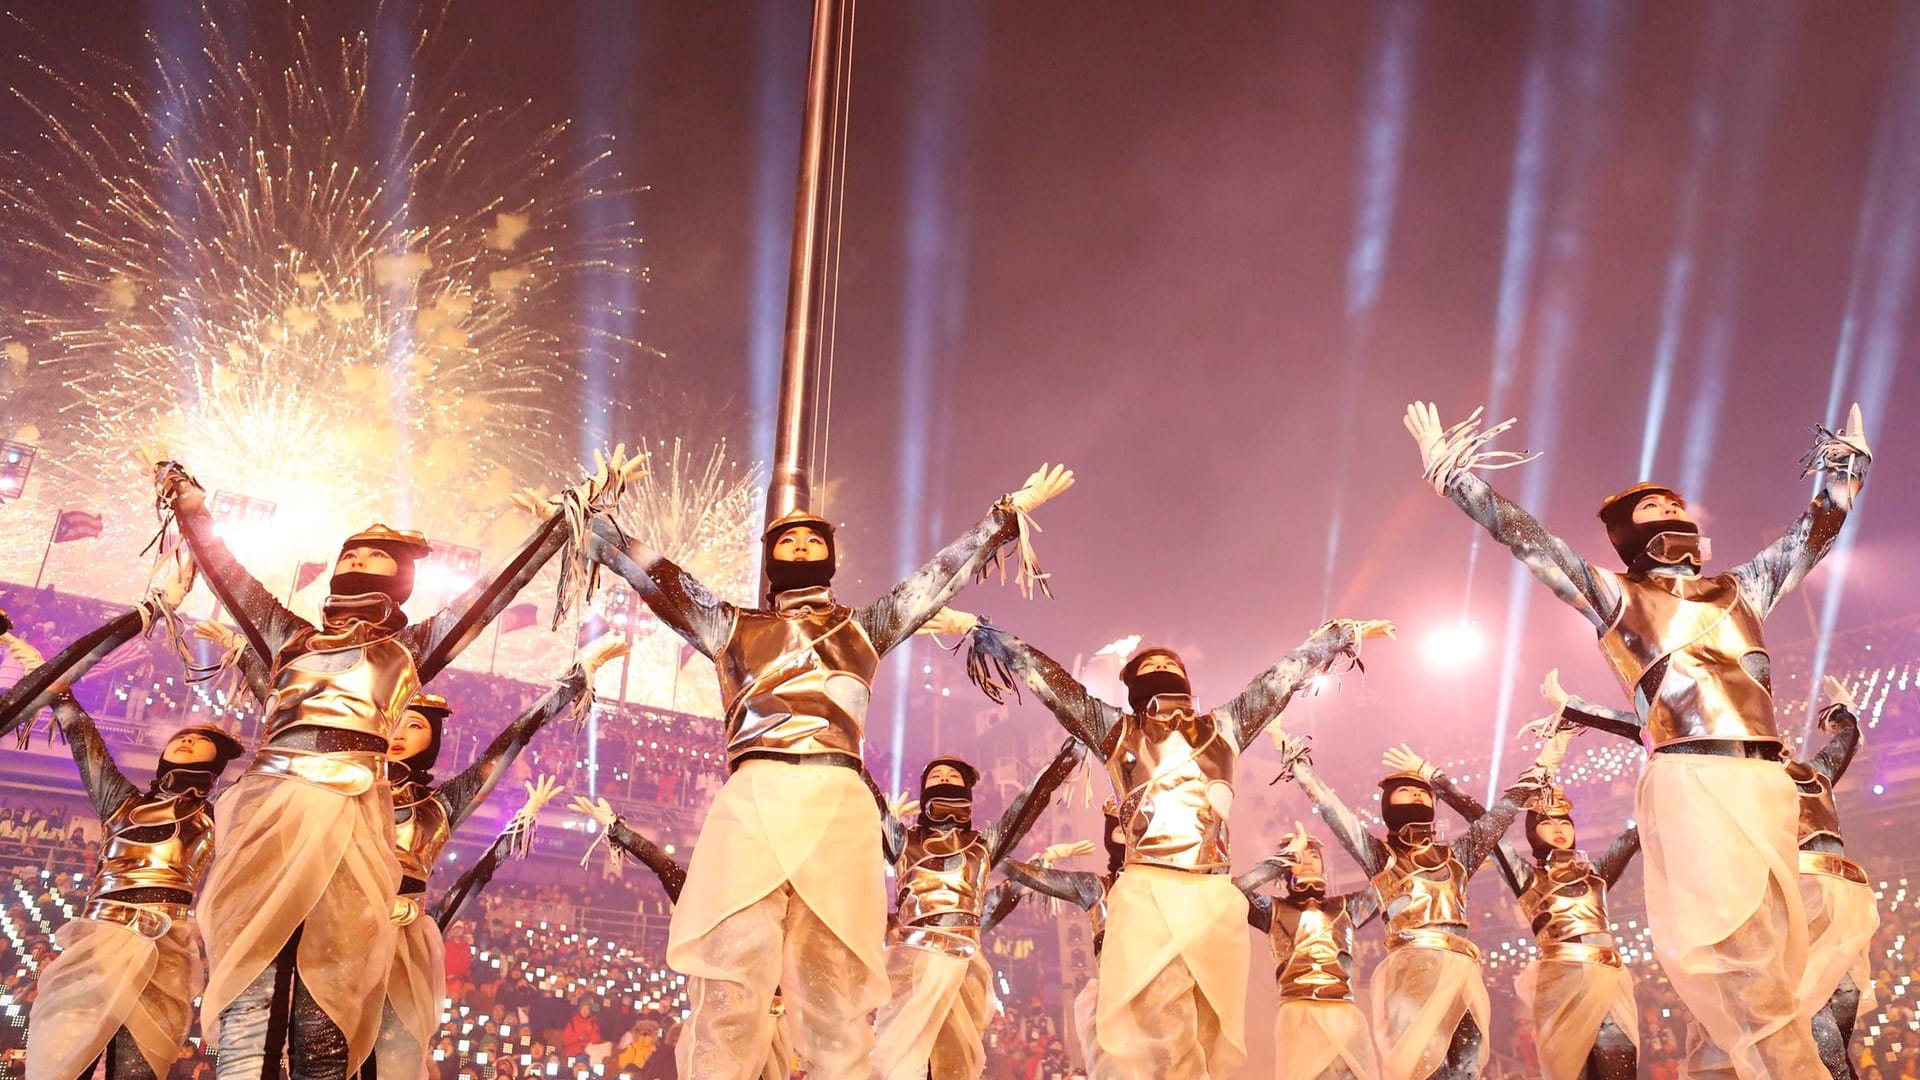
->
[1421, 620, 1487, 670]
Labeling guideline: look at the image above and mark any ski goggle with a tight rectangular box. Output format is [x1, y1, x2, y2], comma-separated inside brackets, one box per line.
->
[1646, 531, 1711, 567]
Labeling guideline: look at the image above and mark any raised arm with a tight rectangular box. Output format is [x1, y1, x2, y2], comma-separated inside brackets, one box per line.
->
[1732, 409, 1870, 616]
[430, 826, 512, 932]
[1559, 695, 1643, 744]
[1428, 763, 1531, 893]
[587, 517, 735, 660]
[857, 465, 1074, 655]
[0, 610, 141, 742]
[1455, 773, 1543, 878]
[1291, 761, 1387, 877]
[1338, 887, 1382, 928]
[51, 693, 139, 822]
[434, 665, 593, 828]
[964, 624, 1122, 752]
[156, 465, 310, 661]
[1243, 892, 1274, 934]
[856, 503, 1020, 656]
[1404, 402, 1620, 631]
[1000, 859, 1105, 913]
[981, 880, 1024, 934]
[987, 737, 1085, 867]
[1594, 823, 1641, 887]
[607, 817, 687, 904]
[1218, 620, 1379, 750]
[1808, 702, 1861, 786]
[405, 514, 570, 683]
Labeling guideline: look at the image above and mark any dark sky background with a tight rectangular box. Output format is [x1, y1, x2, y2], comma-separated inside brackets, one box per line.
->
[6, 1, 1917, 788]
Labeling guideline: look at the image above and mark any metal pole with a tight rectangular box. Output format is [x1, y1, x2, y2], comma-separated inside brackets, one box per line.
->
[765, 0, 851, 529]
[31, 511, 58, 590]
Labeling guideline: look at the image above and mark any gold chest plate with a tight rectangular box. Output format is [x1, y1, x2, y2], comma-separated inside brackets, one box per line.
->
[393, 787, 452, 885]
[716, 606, 879, 766]
[1519, 862, 1611, 945]
[1107, 704, 1236, 873]
[1373, 845, 1470, 933]
[264, 636, 421, 742]
[1269, 899, 1356, 1001]
[1600, 572, 1776, 748]
[92, 793, 216, 900]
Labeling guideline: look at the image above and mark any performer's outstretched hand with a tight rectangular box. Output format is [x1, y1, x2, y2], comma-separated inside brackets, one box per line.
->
[1403, 401, 1449, 478]
[1532, 727, 1577, 774]
[1819, 674, 1859, 721]
[1274, 821, 1313, 866]
[1009, 464, 1075, 515]
[915, 607, 980, 638]
[1338, 619, 1396, 643]
[149, 548, 197, 609]
[521, 775, 565, 816]
[887, 792, 921, 823]
[1381, 744, 1436, 781]
[1539, 668, 1569, 711]
[1039, 840, 1095, 867]
[569, 794, 618, 829]
[1, 632, 43, 673]
[1402, 402, 1534, 493]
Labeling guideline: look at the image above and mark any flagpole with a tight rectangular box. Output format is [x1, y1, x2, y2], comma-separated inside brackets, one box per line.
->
[31, 510, 59, 590]
[487, 617, 503, 675]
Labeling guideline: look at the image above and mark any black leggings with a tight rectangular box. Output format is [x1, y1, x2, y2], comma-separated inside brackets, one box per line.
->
[1580, 1017, 1637, 1080]
[1812, 978, 1863, 1080]
[1421, 1014, 1483, 1080]
[95, 1027, 160, 1080]
[261, 926, 352, 1080]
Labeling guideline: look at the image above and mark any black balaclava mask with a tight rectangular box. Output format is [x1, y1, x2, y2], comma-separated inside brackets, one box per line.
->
[1120, 648, 1191, 715]
[1598, 485, 1704, 573]
[391, 703, 449, 788]
[763, 515, 837, 595]
[329, 539, 418, 607]
[1379, 776, 1436, 839]
[918, 756, 979, 829]
[1526, 811, 1577, 862]
[1102, 804, 1128, 877]
[152, 727, 243, 798]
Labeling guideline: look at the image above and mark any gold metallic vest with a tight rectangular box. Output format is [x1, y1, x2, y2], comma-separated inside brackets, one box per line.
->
[894, 826, 990, 930]
[263, 636, 422, 742]
[1269, 899, 1356, 1001]
[1106, 696, 1236, 873]
[1789, 765, 1844, 848]
[1518, 859, 1613, 946]
[393, 784, 452, 890]
[90, 792, 216, 902]
[1373, 844, 1470, 934]
[1599, 572, 1776, 748]
[716, 595, 879, 768]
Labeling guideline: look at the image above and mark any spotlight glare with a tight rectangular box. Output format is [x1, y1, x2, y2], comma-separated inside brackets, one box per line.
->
[1422, 621, 1487, 670]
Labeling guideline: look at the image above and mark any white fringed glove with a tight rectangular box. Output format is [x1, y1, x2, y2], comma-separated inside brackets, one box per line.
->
[1008, 463, 1074, 515]
[915, 607, 980, 638]
[577, 635, 631, 679]
[1382, 744, 1437, 782]
[568, 794, 619, 829]
[1039, 840, 1096, 867]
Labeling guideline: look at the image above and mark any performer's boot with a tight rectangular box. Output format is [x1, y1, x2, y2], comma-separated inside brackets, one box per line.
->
[289, 968, 351, 1080]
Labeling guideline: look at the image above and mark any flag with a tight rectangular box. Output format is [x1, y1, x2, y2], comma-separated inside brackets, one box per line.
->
[293, 561, 329, 592]
[52, 510, 102, 543]
[499, 602, 538, 635]
[576, 611, 609, 647]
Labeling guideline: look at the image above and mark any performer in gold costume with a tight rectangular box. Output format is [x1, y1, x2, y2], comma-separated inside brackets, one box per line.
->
[368, 639, 619, 1079]
[1393, 729, 1640, 1080]
[1234, 825, 1381, 1080]
[585, 464, 1072, 1080]
[999, 805, 1126, 1069]
[1403, 399, 1869, 1078]
[25, 691, 241, 1080]
[1285, 732, 1560, 1080]
[871, 744, 1079, 1080]
[1556, 673, 1877, 1079]
[950, 609, 1390, 1079]
[153, 448, 636, 1078]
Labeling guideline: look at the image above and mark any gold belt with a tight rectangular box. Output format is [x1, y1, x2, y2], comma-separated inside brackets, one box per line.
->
[1798, 850, 1868, 885]
[83, 898, 189, 939]
[391, 893, 425, 927]
[1537, 941, 1622, 968]
[892, 923, 982, 959]
[248, 746, 385, 796]
[1387, 928, 1481, 961]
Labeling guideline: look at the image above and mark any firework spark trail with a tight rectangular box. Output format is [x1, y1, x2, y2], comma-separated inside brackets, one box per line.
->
[0, 2, 648, 600]
[612, 437, 765, 604]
